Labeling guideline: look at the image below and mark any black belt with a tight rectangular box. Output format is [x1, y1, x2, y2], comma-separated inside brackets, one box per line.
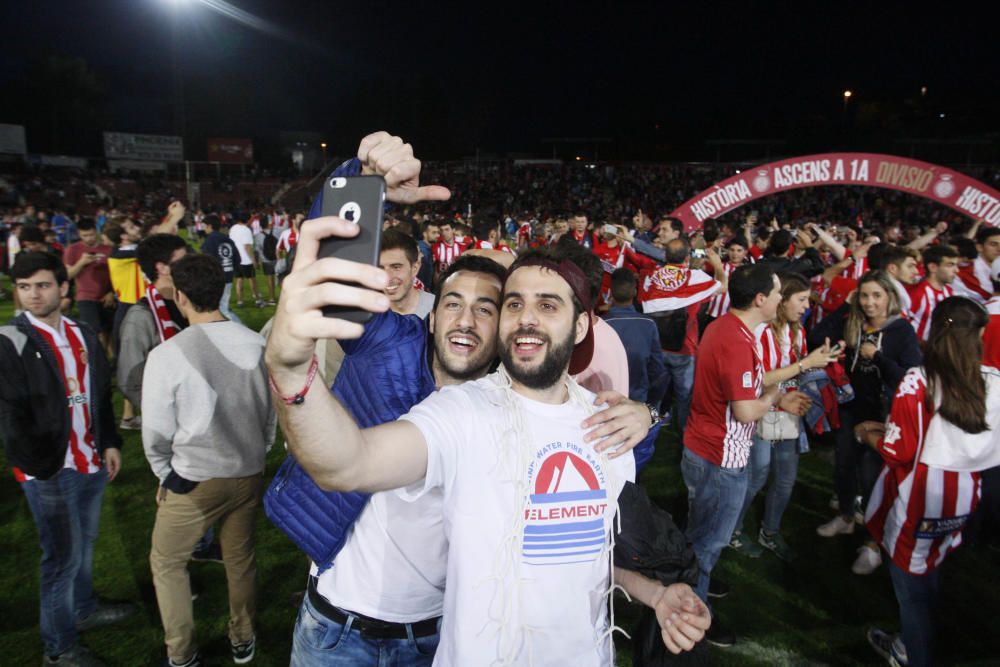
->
[307, 577, 441, 640]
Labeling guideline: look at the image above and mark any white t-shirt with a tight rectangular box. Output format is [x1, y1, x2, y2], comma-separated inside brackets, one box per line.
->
[314, 480, 447, 622]
[399, 373, 635, 667]
[414, 290, 435, 319]
[228, 223, 254, 265]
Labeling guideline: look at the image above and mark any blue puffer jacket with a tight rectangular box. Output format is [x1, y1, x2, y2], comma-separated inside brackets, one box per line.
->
[264, 309, 434, 571]
[264, 157, 436, 572]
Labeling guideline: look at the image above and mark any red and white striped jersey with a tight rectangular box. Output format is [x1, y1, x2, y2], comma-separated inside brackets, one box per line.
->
[432, 240, 467, 273]
[13, 315, 102, 482]
[758, 323, 807, 375]
[706, 263, 739, 318]
[277, 227, 297, 255]
[842, 252, 868, 280]
[594, 240, 627, 307]
[866, 368, 981, 575]
[808, 275, 829, 327]
[908, 281, 954, 341]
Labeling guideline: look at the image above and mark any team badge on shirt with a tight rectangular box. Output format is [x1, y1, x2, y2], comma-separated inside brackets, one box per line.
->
[522, 444, 610, 566]
[742, 371, 753, 388]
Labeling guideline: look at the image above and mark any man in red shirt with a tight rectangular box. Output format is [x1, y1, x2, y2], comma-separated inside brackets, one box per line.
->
[431, 221, 468, 277]
[908, 245, 959, 342]
[682, 263, 809, 646]
[63, 218, 115, 356]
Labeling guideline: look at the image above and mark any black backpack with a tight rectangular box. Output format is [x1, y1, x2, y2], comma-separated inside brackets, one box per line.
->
[651, 308, 689, 352]
[613, 482, 708, 666]
[262, 232, 278, 261]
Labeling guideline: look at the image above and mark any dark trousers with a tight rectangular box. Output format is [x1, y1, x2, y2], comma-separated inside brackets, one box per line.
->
[834, 406, 883, 523]
[889, 559, 938, 667]
[22, 468, 108, 656]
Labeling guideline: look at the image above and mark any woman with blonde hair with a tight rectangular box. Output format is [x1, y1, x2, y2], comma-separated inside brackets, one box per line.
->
[808, 270, 922, 574]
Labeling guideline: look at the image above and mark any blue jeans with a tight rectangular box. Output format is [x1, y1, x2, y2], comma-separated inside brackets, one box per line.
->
[659, 352, 695, 432]
[291, 589, 439, 667]
[736, 435, 800, 535]
[220, 282, 242, 325]
[889, 559, 938, 667]
[681, 448, 748, 602]
[22, 468, 108, 656]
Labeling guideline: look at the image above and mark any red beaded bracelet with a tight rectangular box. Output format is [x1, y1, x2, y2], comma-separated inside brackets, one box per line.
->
[268, 354, 319, 405]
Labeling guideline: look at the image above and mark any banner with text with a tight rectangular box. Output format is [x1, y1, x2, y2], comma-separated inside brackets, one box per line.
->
[669, 152, 1000, 231]
[207, 137, 253, 163]
[104, 132, 183, 162]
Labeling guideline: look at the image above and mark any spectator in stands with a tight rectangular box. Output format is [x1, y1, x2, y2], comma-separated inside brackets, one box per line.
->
[602, 267, 665, 403]
[1, 251, 133, 667]
[63, 219, 114, 357]
[199, 215, 242, 324]
[810, 271, 922, 575]
[143, 254, 274, 667]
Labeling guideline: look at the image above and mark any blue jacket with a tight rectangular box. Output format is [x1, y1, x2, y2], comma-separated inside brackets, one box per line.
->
[265, 157, 436, 571]
[602, 305, 666, 403]
[264, 309, 434, 571]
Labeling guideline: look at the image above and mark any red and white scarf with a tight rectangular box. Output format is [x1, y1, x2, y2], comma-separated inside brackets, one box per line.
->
[146, 285, 180, 343]
[639, 265, 721, 313]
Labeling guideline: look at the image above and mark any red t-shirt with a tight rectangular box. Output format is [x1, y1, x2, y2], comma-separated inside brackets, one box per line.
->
[684, 312, 763, 467]
[63, 242, 113, 301]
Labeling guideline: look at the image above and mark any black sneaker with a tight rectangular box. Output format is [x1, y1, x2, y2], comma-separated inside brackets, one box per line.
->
[232, 635, 256, 664]
[707, 578, 730, 599]
[705, 617, 736, 647]
[44, 645, 107, 666]
[76, 602, 136, 632]
[164, 653, 203, 667]
[191, 542, 223, 563]
[867, 627, 908, 666]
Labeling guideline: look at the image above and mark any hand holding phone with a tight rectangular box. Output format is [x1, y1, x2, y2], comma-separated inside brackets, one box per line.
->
[317, 175, 386, 324]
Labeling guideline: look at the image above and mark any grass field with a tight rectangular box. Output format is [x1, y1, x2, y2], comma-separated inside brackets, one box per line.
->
[1, 268, 998, 666]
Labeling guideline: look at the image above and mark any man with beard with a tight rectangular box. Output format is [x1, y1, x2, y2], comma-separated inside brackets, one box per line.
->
[268, 212, 711, 664]
[272, 132, 655, 666]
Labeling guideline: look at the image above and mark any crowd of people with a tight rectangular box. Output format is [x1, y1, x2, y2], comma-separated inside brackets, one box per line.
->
[1, 131, 999, 667]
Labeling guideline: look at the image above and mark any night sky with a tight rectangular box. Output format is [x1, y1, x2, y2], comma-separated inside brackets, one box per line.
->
[2, 0, 997, 162]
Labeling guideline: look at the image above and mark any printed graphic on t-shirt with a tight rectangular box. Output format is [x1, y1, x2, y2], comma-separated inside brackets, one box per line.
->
[523, 444, 611, 566]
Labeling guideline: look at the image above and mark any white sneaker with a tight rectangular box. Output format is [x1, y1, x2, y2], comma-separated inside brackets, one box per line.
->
[816, 515, 855, 537]
[852, 545, 883, 575]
